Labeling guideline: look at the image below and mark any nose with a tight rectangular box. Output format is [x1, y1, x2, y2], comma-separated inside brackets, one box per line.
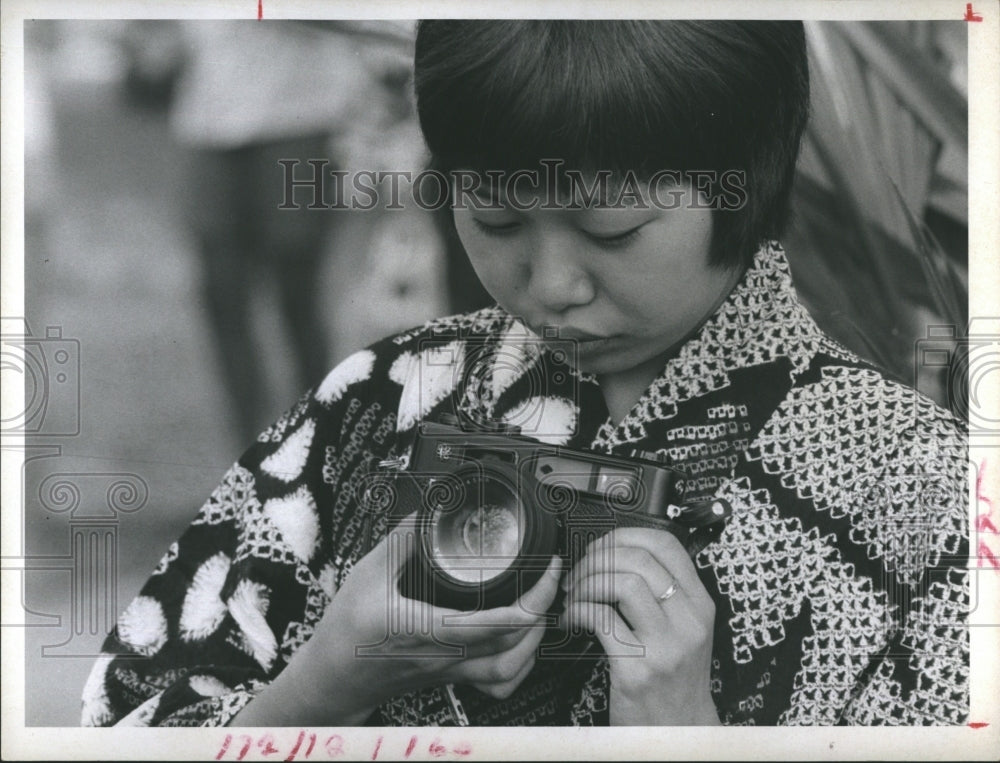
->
[525, 233, 595, 313]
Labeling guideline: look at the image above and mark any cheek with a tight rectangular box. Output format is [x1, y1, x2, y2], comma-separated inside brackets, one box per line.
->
[453, 216, 486, 270]
[453, 219, 518, 297]
[594, 251, 700, 311]
[597, 243, 720, 332]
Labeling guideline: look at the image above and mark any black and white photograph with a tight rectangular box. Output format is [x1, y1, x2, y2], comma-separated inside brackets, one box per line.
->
[2, 0, 998, 759]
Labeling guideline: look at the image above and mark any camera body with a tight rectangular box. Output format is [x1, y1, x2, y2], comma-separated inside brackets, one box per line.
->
[366, 414, 730, 611]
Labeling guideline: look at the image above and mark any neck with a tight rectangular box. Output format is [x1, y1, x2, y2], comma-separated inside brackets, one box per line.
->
[597, 358, 671, 423]
[597, 262, 746, 423]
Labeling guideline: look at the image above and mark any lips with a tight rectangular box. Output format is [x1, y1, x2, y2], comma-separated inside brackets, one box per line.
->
[533, 326, 608, 342]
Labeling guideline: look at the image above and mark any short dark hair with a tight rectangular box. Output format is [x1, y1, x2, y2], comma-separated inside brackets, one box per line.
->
[414, 20, 810, 269]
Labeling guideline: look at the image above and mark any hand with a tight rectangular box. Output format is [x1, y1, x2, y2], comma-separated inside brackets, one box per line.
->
[303, 513, 562, 717]
[563, 528, 721, 726]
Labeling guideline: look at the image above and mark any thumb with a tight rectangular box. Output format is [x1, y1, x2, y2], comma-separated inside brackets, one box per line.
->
[511, 555, 563, 616]
[380, 510, 422, 575]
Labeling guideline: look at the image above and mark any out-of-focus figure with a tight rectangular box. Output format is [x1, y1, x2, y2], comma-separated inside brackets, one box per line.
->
[121, 21, 416, 442]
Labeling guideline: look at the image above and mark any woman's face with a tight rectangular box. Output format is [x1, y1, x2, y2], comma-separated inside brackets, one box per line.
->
[452, 176, 742, 377]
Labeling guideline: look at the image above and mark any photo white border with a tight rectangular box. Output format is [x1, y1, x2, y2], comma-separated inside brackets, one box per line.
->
[2, 0, 997, 759]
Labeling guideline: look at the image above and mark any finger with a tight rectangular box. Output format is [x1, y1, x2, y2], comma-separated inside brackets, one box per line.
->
[568, 570, 701, 643]
[432, 607, 542, 645]
[433, 567, 562, 638]
[468, 624, 544, 698]
[566, 546, 674, 599]
[437, 555, 561, 641]
[572, 566, 709, 650]
[398, 558, 557, 645]
[457, 625, 535, 659]
[563, 601, 639, 655]
[455, 617, 548, 686]
[469, 648, 537, 700]
[510, 555, 563, 617]
[584, 528, 708, 605]
[396, 557, 561, 645]
[372, 511, 422, 574]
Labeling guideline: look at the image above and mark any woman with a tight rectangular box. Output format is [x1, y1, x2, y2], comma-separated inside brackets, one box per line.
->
[82, 20, 968, 727]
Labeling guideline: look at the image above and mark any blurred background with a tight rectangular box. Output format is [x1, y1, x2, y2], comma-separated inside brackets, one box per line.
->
[15, 20, 967, 725]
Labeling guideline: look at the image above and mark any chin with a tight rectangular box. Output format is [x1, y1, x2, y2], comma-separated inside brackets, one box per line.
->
[573, 339, 676, 379]
[571, 348, 639, 376]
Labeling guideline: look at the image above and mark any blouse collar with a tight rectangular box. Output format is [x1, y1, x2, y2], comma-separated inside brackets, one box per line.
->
[591, 241, 824, 451]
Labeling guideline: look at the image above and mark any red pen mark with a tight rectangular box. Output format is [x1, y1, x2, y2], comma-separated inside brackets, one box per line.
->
[258, 0, 263, 20]
[237, 735, 253, 762]
[285, 730, 305, 762]
[428, 738, 448, 758]
[976, 460, 1000, 568]
[453, 742, 473, 756]
[258, 734, 280, 757]
[978, 514, 999, 534]
[965, 3, 983, 21]
[216, 735, 232, 760]
[324, 735, 345, 758]
[404, 736, 418, 758]
[978, 540, 999, 569]
[371, 735, 383, 761]
[969, 722, 990, 728]
[977, 460, 994, 514]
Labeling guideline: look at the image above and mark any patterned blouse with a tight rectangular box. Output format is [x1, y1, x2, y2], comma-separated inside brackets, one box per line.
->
[81, 242, 969, 726]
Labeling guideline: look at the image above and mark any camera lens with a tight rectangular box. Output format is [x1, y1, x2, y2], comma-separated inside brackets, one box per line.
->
[461, 505, 518, 558]
[408, 459, 558, 611]
[428, 473, 524, 583]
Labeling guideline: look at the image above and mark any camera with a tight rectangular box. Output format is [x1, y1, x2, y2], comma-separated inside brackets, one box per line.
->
[363, 413, 731, 611]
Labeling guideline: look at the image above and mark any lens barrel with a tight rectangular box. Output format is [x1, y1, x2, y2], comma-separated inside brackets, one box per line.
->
[404, 459, 557, 611]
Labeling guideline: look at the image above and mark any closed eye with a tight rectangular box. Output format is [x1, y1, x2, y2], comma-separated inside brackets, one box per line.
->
[472, 218, 521, 237]
[582, 223, 646, 249]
